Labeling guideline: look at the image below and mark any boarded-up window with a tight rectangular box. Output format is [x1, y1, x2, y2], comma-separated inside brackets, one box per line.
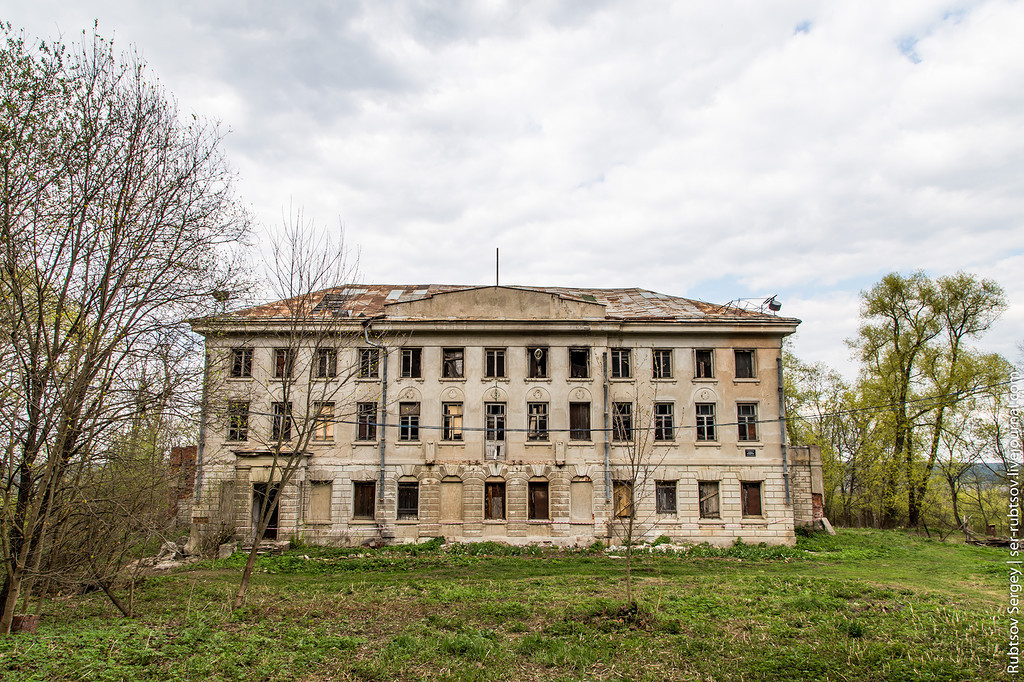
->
[570, 479, 593, 521]
[656, 480, 676, 514]
[698, 481, 720, 519]
[485, 481, 505, 520]
[219, 480, 236, 524]
[309, 481, 332, 522]
[353, 481, 375, 519]
[528, 481, 549, 520]
[741, 482, 762, 517]
[613, 481, 633, 518]
[440, 478, 463, 521]
[570, 402, 590, 441]
[398, 481, 418, 519]
[442, 402, 463, 441]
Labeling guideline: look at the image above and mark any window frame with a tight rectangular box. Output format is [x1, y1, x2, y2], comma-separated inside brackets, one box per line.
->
[610, 348, 631, 379]
[656, 480, 677, 514]
[274, 348, 294, 378]
[308, 480, 333, 523]
[652, 348, 673, 379]
[654, 402, 674, 441]
[227, 400, 249, 441]
[568, 347, 590, 379]
[356, 402, 377, 442]
[734, 349, 756, 379]
[695, 402, 717, 441]
[569, 401, 591, 441]
[698, 481, 721, 519]
[484, 481, 506, 520]
[528, 481, 550, 520]
[694, 349, 714, 379]
[527, 347, 548, 379]
[397, 481, 419, 520]
[484, 348, 506, 379]
[271, 401, 292, 441]
[612, 402, 633, 442]
[527, 402, 549, 441]
[442, 348, 465, 378]
[442, 402, 464, 441]
[741, 481, 763, 517]
[230, 347, 253, 378]
[737, 403, 758, 442]
[314, 347, 337, 378]
[313, 401, 334, 441]
[353, 481, 376, 520]
[401, 347, 422, 378]
[485, 402, 506, 443]
[358, 348, 380, 379]
[399, 402, 421, 442]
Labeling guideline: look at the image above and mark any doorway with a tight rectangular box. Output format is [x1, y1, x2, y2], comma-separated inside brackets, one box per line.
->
[252, 482, 280, 540]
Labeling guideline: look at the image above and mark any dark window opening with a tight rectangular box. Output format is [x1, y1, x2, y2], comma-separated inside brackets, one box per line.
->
[528, 481, 549, 520]
[230, 348, 253, 378]
[696, 403, 716, 441]
[271, 402, 292, 441]
[353, 481, 376, 519]
[401, 348, 422, 378]
[612, 402, 632, 442]
[400, 402, 420, 441]
[357, 402, 377, 441]
[656, 481, 677, 514]
[359, 348, 379, 378]
[228, 401, 249, 441]
[274, 348, 294, 378]
[398, 482, 419, 520]
[738, 403, 758, 441]
[528, 402, 548, 441]
[742, 482, 763, 517]
[485, 348, 506, 378]
[314, 348, 336, 378]
[652, 349, 672, 379]
[443, 402, 463, 441]
[442, 348, 464, 378]
[569, 348, 590, 379]
[654, 402, 674, 441]
[695, 349, 714, 379]
[735, 350, 755, 379]
[610, 348, 631, 379]
[569, 402, 591, 441]
[485, 403, 506, 443]
[485, 481, 505, 520]
[528, 347, 548, 378]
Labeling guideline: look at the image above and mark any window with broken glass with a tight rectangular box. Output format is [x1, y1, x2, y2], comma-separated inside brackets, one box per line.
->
[230, 347, 253, 378]
[313, 401, 334, 440]
[694, 349, 714, 379]
[314, 347, 336, 378]
[698, 481, 721, 519]
[485, 403, 506, 443]
[696, 403, 716, 441]
[358, 348, 379, 378]
[442, 402, 463, 441]
[527, 347, 548, 378]
[484, 481, 505, 520]
[227, 401, 249, 441]
[356, 402, 377, 441]
[569, 347, 590, 379]
[274, 348, 294, 378]
[737, 403, 758, 441]
[442, 348, 464, 378]
[271, 402, 292, 441]
[401, 348, 422, 378]
[527, 402, 549, 441]
[569, 402, 590, 441]
[654, 402, 674, 441]
[652, 348, 672, 379]
[610, 348, 631, 379]
[734, 349, 755, 379]
[612, 402, 633, 442]
[399, 402, 420, 441]
[656, 481, 677, 514]
[398, 482, 419, 520]
[485, 348, 506, 378]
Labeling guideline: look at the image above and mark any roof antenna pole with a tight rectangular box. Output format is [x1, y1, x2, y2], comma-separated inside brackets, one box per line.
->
[495, 248, 499, 286]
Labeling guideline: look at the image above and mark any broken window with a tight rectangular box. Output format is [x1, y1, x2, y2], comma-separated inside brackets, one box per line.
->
[399, 402, 420, 441]
[569, 402, 591, 441]
[654, 402, 674, 441]
[274, 348, 294, 378]
[738, 403, 758, 441]
[485, 348, 506, 378]
[741, 482, 763, 517]
[442, 348, 464, 378]
[610, 348, 631, 379]
[359, 348, 379, 378]
[612, 402, 632, 442]
[485, 403, 506, 443]
[528, 347, 548, 378]
[271, 402, 292, 441]
[528, 481, 549, 520]
[230, 347, 253, 378]
[401, 348, 422, 378]
[696, 403, 716, 441]
[735, 349, 755, 379]
[227, 401, 249, 441]
[357, 402, 377, 441]
[484, 481, 505, 520]
[313, 401, 334, 440]
[353, 481, 376, 519]
[652, 349, 672, 379]
[569, 347, 590, 379]
[613, 481, 634, 518]
[314, 347, 336, 378]
[695, 349, 714, 379]
[308, 481, 332, 522]
[698, 481, 721, 519]
[527, 402, 549, 441]
[398, 481, 419, 520]
[656, 480, 677, 514]
[442, 402, 463, 441]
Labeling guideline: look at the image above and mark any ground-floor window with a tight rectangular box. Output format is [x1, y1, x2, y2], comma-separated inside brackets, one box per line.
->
[398, 481, 419, 519]
[613, 481, 633, 518]
[528, 481, 549, 520]
[741, 481, 762, 517]
[656, 480, 677, 514]
[698, 481, 720, 519]
[353, 481, 376, 519]
[308, 481, 332, 522]
[485, 481, 505, 520]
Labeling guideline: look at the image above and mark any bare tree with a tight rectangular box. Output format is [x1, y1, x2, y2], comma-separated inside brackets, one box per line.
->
[0, 26, 248, 633]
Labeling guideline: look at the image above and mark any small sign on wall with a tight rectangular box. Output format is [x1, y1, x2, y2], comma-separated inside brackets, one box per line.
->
[745, 449, 756, 457]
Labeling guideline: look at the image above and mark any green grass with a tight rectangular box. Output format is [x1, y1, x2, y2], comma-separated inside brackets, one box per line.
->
[0, 529, 1008, 680]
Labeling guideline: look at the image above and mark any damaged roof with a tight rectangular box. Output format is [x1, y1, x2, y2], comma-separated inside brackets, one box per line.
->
[213, 285, 797, 324]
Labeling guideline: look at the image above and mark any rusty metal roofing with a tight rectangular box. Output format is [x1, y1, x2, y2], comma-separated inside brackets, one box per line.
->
[215, 285, 794, 323]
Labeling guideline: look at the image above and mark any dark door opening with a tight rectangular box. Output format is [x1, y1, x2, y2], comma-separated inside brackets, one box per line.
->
[252, 483, 280, 540]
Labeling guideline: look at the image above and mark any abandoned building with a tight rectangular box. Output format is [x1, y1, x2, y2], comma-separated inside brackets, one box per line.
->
[188, 285, 822, 547]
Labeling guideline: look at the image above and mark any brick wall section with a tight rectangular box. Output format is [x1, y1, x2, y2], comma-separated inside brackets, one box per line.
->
[788, 445, 824, 527]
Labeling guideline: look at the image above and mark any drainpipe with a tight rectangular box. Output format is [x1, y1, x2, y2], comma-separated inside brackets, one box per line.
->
[602, 352, 611, 502]
[363, 325, 387, 504]
[777, 355, 791, 505]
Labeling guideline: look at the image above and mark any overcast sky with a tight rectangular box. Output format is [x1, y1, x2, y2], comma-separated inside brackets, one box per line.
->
[6, 0, 1023, 376]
